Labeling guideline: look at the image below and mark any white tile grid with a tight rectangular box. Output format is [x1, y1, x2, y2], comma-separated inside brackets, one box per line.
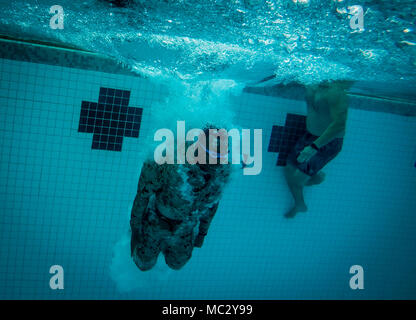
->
[1, 58, 416, 299]
[0, 59, 153, 299]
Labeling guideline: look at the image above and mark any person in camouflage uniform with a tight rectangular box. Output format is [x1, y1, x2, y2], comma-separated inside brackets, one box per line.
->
[130, 126, 231, 271]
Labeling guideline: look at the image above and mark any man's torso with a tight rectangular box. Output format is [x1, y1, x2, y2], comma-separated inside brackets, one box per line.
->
[305, 86, 345, 138]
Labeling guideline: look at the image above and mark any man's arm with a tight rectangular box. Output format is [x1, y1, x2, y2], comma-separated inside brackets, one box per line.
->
[313, 90, 348, 148]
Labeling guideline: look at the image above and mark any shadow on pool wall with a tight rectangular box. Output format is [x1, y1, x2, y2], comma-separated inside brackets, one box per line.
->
[0, 39, 416, 299]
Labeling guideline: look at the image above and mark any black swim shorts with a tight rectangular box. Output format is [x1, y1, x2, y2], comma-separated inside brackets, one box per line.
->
[287, 131, 343, 176]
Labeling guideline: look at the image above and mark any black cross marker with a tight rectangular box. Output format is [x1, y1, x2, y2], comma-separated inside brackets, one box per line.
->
[78, 87, 143, 152]
[267, 113, 307, 166]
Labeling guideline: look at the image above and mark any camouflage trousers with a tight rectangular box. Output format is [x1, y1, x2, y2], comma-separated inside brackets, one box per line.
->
[131, 196, 198, 271]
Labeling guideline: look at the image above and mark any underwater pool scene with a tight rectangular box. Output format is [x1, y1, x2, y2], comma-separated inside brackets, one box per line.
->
[0, 0, 415, 300]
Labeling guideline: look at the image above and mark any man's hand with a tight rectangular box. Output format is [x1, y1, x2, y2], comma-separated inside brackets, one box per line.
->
[296, 146, 317, 163]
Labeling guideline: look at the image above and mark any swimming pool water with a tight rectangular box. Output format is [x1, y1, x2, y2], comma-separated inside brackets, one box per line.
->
[0, 56, 415, 299]
[0, 0, 416, 300]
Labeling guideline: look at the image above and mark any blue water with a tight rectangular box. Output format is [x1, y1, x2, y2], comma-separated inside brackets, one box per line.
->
[1, 0, 416, 85]
[0, 0, 416, 299]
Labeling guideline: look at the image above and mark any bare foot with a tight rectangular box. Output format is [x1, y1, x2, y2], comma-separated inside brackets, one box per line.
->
[305, 172, 326, 186]
[284, 203, 308, 218]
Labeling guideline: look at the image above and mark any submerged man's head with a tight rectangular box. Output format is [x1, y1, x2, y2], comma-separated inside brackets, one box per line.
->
[308, 79, 354, 92]
[322, 79, 354, 89]
[193, 124, 229, 167]
[333, 80, 354, 91]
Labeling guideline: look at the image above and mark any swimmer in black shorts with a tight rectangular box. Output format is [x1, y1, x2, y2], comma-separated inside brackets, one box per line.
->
[284, 80, 352, 218]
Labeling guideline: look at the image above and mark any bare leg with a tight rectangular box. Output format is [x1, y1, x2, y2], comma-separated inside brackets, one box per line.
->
[284, 164, 310, 218]
[305, 171, 326, 186]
